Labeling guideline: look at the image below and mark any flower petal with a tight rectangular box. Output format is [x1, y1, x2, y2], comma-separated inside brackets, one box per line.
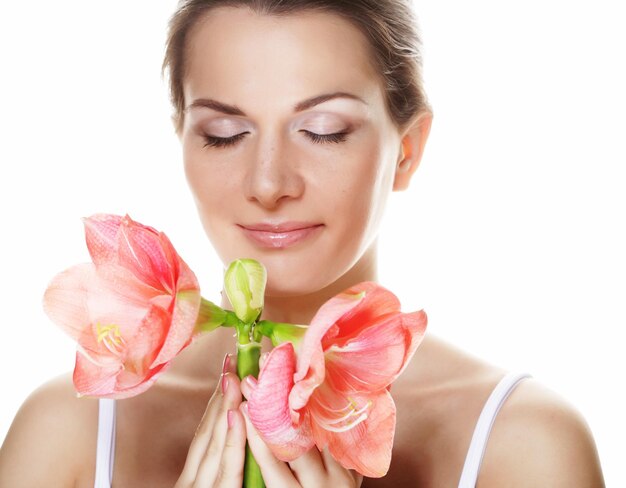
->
[73, 349, 122, 397]
[83, 214, 123, 265]
[248, 342, 315, 460]
[43, 263, 94, 341]
[315, 389, 396, 478]
[126, 303, 170, 372]
[293, 285, 367, 388]
[150, 289, 200, 367]
[113, 363, 169, 398]
[288, 358, 323, 416]
[290, 282, 380, 411]
[325, 309, 427, 392]
[73, 344, 170, 400]
[175, 254, 201, 293]
[321, 282, 402, 350]
[86, 264, 157, 341]
[116, 215, 176, 292]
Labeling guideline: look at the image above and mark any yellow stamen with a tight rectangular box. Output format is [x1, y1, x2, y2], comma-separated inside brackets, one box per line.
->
[97, 323, 122, 345]
[96, 324, 126, 357]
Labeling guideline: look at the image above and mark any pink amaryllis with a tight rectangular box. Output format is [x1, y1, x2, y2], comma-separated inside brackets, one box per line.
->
[247, 281, 427, 478]
[43, 214, 201, 399]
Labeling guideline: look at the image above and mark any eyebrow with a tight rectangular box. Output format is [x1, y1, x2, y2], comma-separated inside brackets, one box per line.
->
[185, 92, 367, 116]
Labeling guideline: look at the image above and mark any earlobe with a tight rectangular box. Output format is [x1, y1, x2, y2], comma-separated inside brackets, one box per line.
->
[392, 112, 433, 192]
[396, 138, 412, 172]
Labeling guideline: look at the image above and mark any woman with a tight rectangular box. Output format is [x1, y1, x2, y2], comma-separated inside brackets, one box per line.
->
[0, 1, 605, 486]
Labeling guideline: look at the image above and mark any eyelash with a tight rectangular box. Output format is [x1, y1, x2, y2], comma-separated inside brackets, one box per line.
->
[202, 130, 349, 148]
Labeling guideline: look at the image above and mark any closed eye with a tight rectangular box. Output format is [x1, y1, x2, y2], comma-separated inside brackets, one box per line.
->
[202, 132, 248, 148]
[301, 130, 349, 144]
[202, 130, 349, 149]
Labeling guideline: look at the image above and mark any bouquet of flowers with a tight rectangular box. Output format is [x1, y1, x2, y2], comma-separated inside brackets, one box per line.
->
[43, 213, 427, 485]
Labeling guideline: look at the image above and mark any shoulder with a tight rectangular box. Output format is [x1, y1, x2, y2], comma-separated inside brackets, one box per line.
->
[389, 334, 605, 487]
[0, 372, 98, 487]
[478, 377, 605, 487]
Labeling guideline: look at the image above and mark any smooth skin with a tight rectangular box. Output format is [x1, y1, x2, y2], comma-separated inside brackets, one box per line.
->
[0, 6, 604, 487]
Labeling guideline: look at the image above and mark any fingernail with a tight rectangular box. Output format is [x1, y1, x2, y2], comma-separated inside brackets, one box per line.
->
[221, 353, 231, 375]
[221, 374, 229, 395]
[245, 375, 258, 388]
[227, 410, 235, 429]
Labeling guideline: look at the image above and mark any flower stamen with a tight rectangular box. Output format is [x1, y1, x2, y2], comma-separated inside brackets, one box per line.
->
[96, 323, 126, 356]
[312, 395, 373, 433]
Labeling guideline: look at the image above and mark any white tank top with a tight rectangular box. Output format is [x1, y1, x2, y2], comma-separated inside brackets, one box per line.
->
[93, 371, 532, 487]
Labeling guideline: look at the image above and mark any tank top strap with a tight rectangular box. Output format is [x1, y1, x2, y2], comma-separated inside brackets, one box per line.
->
[457, 371, 533, 488]
[94, 398, 116, 488]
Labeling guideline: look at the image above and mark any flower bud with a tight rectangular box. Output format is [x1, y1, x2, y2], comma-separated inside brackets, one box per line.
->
[224, 259, 267, 324]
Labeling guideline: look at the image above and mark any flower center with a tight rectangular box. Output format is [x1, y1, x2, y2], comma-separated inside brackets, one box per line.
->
[312, 393, 373, 433]
[96, 323, 127, 356]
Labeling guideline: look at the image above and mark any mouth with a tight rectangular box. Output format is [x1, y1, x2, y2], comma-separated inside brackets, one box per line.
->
[237, 222, 324, 249]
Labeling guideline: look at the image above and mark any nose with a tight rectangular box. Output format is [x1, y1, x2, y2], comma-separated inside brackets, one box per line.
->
[243, 138, 304, 208]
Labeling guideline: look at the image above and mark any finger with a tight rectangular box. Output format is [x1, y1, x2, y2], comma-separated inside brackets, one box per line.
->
[225, 351, 238, 375]
[239, 401, 299, 488]
[319, 447, 362, 485]
[178, 353, 233, 483]
[195, 373, 244, 483]
[287, 446, 327, 487]
[355, 472, 364, 487]
[213, 409, 246, 488]
[239, 374, 257, 401]
[290, 447, 362, 487]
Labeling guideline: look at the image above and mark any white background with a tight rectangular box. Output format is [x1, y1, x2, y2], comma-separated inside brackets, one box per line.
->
[0, 1, 623, 485]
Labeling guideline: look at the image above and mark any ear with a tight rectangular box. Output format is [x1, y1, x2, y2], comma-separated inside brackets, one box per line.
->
[392, 111, 433, 192]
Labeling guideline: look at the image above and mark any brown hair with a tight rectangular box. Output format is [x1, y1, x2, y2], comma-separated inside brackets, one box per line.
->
[162, 0, 431, 135]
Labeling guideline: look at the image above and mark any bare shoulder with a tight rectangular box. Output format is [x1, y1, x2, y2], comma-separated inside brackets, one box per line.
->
[0, 372, 98, 487]
[479, 377, 606, 487]
[374, 334, 605, 487]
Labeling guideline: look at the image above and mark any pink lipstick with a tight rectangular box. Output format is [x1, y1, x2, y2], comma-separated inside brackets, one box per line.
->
[238, 222, 324, 249]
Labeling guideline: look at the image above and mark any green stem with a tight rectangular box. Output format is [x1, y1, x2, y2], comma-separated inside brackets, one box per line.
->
[237, 334, 265, 488]
[236, 341, 261, 377]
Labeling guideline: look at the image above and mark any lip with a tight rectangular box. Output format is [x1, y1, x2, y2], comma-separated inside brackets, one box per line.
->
[238, 222, 324, 249]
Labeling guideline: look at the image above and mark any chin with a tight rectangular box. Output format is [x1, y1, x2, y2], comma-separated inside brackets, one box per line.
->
[214, 228, 364, 296]
[261, 272, 322, 297]
[260, 256, 330, 297]
[265, 255, 362, 299]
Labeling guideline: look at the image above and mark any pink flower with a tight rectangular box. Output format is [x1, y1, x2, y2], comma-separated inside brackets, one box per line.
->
[43, 214, 201, 399]
[247, 282, 427, 477]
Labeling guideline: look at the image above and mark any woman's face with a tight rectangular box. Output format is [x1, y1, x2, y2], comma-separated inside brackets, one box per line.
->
[180, 7, 404, 296]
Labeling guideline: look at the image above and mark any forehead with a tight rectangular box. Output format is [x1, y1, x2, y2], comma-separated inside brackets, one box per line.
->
[183, 6, 384, 112]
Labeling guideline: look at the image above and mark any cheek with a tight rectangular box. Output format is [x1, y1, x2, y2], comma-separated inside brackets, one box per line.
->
[305, 143, 390, 273]
[183, 143, 207, 198]
[182, 151, 248, 260]
[326, 143, 389, 224]
[183, 149, 237, 216]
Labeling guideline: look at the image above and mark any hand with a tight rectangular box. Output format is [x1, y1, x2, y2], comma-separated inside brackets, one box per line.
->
[175, 354, 247, 488]
[239, 372, 364, 488]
